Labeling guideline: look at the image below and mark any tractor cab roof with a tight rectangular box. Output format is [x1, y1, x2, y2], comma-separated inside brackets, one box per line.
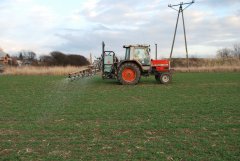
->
[123, 44, 150, 48]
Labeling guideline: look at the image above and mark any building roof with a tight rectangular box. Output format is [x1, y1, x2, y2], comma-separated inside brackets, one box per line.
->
[0, 50, 8, 58]
[0, 51, 7, 57]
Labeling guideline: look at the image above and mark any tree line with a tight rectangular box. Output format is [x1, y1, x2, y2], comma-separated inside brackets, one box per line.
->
[11, 51, 90, 66]
[216, 43, 240, 59]
[40, 51, 89, 66]
[3, 43, 240, 67]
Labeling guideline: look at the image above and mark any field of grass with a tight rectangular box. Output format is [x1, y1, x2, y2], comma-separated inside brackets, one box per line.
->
[174, 66, 240, 72]
[0, 73, 239, 160]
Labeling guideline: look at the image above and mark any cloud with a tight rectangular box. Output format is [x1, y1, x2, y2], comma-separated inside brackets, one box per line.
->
[54, 0, 240, 58]
[199, 0, 240, 6]
[0, 0, 239, 58]
[237, 9, 240, 16]
[78, 0, 163, 26]
[1, 0, 78, 57]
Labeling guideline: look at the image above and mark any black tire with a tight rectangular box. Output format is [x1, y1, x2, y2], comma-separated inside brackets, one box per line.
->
[117, 63, 141, 85]
[159, 73, 172, 84]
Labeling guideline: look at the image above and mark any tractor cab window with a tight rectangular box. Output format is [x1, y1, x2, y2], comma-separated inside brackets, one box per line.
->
[125, 47, 130, 60]
[133, 48, 150, 65]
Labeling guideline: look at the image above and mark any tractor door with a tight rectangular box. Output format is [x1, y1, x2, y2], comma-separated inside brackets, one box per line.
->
[132, 47, 151, 66]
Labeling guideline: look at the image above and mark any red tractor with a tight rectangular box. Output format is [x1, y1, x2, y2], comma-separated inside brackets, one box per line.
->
[101, 42, 172, 85]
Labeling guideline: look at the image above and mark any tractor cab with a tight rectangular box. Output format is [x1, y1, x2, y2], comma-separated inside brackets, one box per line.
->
[123, 45, 151, 66]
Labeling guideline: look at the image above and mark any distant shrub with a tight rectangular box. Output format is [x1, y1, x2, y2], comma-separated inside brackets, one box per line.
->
[40, 51, 90, 66]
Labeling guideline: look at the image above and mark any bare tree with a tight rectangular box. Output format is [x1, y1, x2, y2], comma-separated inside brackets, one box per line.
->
[216, 48, 232, 59]
[39, 55, 54, 66]
[232, 43, 240, 59]
[19, 53, 23, 60]
[50, 51, 69, 66]
[19, 50, 36, 61]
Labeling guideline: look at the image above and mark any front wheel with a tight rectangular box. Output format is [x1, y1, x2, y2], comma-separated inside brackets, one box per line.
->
[159, 73, 172, 84]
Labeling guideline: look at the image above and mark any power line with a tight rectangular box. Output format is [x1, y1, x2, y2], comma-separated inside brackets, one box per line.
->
[169, 0, 195, 68]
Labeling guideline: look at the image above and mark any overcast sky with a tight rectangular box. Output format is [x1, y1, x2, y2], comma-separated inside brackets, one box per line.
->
[0, 0, 239, 58]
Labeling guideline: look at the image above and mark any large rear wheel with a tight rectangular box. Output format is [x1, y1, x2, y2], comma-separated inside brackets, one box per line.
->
[118, 63, 141, 85]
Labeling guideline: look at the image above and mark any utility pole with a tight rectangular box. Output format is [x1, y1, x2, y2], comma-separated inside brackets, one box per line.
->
[90, 53, 93, 65]
[168, 0, 194, 68]
[155, 44, 158, 59]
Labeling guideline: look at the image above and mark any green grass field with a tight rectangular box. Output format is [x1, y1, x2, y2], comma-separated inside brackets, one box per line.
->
[0, 73, 239, 161]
